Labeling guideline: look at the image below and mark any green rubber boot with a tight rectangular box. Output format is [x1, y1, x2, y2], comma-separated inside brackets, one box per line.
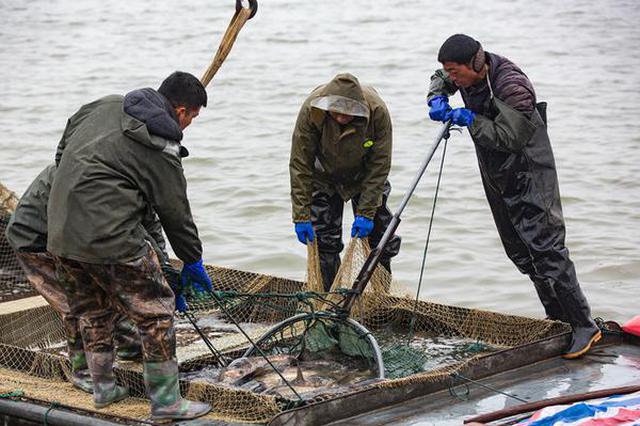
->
[69, 349, 93, 394]
[86, 351, 129, 408]
[144, 358, 211, 421]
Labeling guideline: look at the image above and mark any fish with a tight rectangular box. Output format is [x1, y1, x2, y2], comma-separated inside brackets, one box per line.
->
[216, 354, 297, 386]
[184, 352, 381, 399]
[214, 354, 377, 398]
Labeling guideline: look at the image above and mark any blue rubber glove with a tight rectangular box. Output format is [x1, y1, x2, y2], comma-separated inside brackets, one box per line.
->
[294, 222, 314, 244]
[174, 292, 188, 313]
[162, 264, 188, 312]
[351, 215, 374, 238]
[428, 96, 452, 122]
[447, 108, 476, 127]
[181, 259, 213, 296]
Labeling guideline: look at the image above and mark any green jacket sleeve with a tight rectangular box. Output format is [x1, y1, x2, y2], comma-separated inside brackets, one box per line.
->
[356, 106, 392, 219]
[55, 119, 72, 166]
[141, 209, 169, 264]
[469, 97, 536, 153]
[140, 143, 202, 264]
[289, 104, 319, 222]
[427, 69, 459, 103]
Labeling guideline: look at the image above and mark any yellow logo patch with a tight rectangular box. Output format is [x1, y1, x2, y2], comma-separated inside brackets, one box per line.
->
[363, 140, 374, 148]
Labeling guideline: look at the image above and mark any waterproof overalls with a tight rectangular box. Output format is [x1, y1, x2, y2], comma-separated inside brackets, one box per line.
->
[428, 53, 595, 330]
[290, 74, 401, 290]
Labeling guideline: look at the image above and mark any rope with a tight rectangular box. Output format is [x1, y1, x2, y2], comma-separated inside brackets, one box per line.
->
[448, 375, 470, 401]
[407, 134, 449, 343]
[215, 289, 352, 301]
[200, 7, 253, 87]
[594, 317, 623, 336]
[43, 401, 60, 426]
[195, 289, 350, 316]
[0, 389, 23, 398]
[449, 372, 528, 403]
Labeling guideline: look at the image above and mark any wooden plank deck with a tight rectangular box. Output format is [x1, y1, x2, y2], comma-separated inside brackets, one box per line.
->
[0, 295, 47, 316]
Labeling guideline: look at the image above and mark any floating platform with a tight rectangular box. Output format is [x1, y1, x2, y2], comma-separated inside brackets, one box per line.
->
[1, 263, 637, 425]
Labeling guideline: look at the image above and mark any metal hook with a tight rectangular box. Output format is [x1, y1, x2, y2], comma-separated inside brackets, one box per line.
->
[236, 0, 258, 19]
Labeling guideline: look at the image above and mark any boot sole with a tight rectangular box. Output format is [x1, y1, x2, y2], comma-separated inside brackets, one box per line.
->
[562, 330, 602, 359]
[151, 406, 212, 422]
[71, 382, 94, 394]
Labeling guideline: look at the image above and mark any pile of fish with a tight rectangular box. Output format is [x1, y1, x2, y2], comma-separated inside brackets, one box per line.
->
[183, 354, 381, 399]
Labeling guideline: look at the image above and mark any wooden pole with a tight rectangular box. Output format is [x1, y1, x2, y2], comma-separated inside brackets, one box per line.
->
[464, 385, 640, 424]
[200, 7, 254, 87]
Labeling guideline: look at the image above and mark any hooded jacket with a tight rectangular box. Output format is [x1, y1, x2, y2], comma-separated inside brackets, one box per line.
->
[47, 89, 201, 264]
[427, 52, 560, 212]
[5, 164, 169, 262]
[427, 52, 537, 153]
[290, 73, 392, 222]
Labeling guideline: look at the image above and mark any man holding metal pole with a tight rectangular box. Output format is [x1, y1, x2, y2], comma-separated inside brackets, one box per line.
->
[289, 73, 402, 291]
[426, 34, 600, 359]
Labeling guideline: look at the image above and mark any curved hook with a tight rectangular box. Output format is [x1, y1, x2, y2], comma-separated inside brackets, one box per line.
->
[236, 0, 258, 19]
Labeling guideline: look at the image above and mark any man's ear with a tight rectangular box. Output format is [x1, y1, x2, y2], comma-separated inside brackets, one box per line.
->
[174, 105, 187, 117]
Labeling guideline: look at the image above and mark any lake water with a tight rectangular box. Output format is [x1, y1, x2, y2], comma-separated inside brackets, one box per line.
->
[1, 0, 638, 323]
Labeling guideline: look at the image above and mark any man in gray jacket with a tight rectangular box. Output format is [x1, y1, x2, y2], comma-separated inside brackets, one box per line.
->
[426, 34, 600, 359]
[48, 71, 211, 420]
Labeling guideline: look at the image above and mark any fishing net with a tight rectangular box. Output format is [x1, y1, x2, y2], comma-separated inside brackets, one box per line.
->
[0, 182, 18, 214]
[0, 180, 570, 424]
[0, 183, 34, 303]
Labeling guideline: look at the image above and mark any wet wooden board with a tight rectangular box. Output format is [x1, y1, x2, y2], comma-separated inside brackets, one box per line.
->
[0, 295, 47, 315]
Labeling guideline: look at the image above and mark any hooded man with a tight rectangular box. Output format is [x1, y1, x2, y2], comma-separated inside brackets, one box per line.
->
[426, 34, 600, 359]
[47, 71, 211, 420]
[4, 163, 156, 393]
[290, 73, 401, 290]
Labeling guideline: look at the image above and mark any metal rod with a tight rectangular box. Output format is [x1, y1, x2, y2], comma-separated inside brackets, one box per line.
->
[242, 311, 386, 379]
[341, 121, 453, 313]
[207, 290, 304, 401]
[183, 311, 228, 367]
[393, 121, 453, 218]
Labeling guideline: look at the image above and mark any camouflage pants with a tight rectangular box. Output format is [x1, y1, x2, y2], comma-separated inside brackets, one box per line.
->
[16, 251, 142, 358]
[16, 251, 83, 352]
[55, 245, 176, 362]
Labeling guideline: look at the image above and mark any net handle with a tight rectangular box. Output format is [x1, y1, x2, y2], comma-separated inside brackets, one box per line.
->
[341, 121, 453, 314]
[200, 1, 257, 87]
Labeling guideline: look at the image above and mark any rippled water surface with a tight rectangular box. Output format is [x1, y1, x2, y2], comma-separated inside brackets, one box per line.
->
[1, 0, 638, 322]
